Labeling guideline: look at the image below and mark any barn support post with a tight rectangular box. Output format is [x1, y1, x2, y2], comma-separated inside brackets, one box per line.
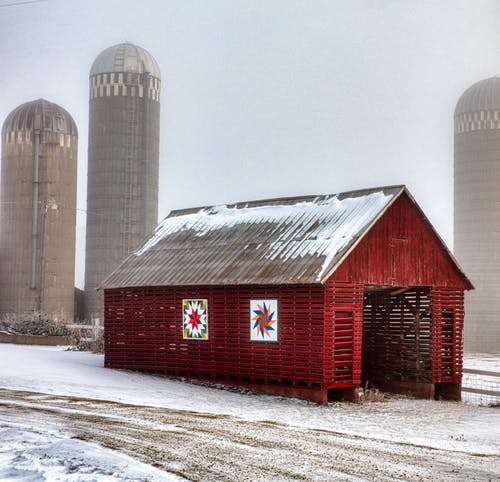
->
[431, 287, 464, 400]
[324, 280, 364, 402]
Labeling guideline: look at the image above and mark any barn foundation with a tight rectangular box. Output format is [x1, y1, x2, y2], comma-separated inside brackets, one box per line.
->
[327, 386, 359, 403]
[434, 382, 461, 401]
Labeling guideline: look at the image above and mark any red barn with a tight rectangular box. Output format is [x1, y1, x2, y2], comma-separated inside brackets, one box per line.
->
[100, 186, 472, 404]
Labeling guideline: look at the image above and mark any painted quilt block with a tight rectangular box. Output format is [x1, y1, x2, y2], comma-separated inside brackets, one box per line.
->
[183, 299, 208, 339]
[250, 299, 278, 341]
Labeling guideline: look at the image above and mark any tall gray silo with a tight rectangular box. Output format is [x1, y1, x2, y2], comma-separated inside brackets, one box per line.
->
[454, 77, 500, 353]
[0, 99, 78, 321]
[85, 43, 161, 321]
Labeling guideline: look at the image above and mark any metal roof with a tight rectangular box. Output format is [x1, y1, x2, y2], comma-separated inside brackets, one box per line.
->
[90, 43, 161, 79]
[100, 186, 409, 289]
[455, 77, 500, 116]
[2, 99, 78, 136]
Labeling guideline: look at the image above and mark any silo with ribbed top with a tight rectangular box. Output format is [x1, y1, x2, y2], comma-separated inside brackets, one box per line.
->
[0, 99, 78, 320]
[454, 77, 500, 352]
[84, 43, 161, 322]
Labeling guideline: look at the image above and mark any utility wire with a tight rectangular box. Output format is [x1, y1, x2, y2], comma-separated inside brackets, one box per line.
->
[0, 0, 47, 7]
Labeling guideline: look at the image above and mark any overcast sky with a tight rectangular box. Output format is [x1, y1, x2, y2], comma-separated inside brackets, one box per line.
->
[0, 0, 499, 287]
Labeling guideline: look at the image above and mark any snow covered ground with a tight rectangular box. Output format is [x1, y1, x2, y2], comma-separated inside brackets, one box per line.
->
[0, 423, 179, 481]
[462, 352, 500, 406]
[464, 352, 500, 372]
[0, 344, 499, 480]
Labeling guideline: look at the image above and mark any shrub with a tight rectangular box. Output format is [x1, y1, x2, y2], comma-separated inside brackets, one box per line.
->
[67, 322, 104, 354]
[0, 312, 70, 336]
[0, 312, 104, 353]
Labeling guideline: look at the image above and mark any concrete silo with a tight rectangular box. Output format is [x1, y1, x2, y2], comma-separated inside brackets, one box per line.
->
[454, 77, 500, 353]
[0, 99, 78, 320]
[85, 43, 161, 321]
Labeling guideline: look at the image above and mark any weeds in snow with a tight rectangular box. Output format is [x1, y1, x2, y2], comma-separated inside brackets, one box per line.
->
[67, 325, 104, 354]
[358, 383, 388, 403]
[0, 312, 104, 353]
[0, 312, 70, 336]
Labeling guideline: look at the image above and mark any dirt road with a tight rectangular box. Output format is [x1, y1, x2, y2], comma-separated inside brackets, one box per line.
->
[0, 388, 498, 481]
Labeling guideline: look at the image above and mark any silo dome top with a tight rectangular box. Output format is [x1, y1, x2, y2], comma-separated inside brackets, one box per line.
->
[90, 43, 161, 79]
[455, 77, 500, 116]
[2, 99, 78, 136]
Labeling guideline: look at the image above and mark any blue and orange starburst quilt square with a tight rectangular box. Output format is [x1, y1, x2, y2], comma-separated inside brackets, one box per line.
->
[250, 299, 278, 341]
[182, 299, 208, 340]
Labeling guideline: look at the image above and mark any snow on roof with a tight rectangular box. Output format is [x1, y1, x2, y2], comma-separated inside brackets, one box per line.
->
[100, 186, 404, 288]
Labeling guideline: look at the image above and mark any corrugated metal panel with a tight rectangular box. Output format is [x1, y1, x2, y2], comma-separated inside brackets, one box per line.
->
[100, 186, 405, 289]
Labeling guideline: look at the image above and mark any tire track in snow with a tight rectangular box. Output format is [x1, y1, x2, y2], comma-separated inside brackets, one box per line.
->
[0, 389, 498, 481]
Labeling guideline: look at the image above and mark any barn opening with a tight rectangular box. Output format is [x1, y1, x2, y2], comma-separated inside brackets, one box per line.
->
[359, 285, 462, 400]
[361, 285, 434, 398]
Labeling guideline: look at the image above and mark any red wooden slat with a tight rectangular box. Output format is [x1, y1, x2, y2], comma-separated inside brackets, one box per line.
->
[323, 280, 363, 387]
[431, 288, 464, 383]
[105, 284, 327, 396]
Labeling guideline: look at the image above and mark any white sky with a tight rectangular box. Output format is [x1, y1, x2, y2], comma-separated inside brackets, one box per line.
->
[0, 0, 499, 287]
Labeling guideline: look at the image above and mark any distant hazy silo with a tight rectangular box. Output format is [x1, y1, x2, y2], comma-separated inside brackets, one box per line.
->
[454, 77, 500, 353]
[0, 99, 78, 320]
[85, 43, 161, 321]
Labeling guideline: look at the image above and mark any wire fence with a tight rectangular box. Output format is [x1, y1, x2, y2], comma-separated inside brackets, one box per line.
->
[462, 368, 500, 407]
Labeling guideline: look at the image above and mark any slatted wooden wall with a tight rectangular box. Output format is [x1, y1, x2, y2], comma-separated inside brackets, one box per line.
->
[323, 280, 363, 389]
[104, 284, 330, 400]
[431, 288, 464, 383]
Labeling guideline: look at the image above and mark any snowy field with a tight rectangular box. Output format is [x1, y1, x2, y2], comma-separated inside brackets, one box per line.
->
[464, 353, 500, 372]
[0, 344, 499, 481]
[462, 352, 500, 406]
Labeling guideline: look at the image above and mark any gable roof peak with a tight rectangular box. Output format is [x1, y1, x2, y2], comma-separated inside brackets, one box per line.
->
[101, 185, 406, 289]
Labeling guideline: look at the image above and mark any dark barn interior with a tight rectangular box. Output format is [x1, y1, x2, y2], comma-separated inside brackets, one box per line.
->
[362, 286, 433, 396]
[361, 285, 462, 400]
